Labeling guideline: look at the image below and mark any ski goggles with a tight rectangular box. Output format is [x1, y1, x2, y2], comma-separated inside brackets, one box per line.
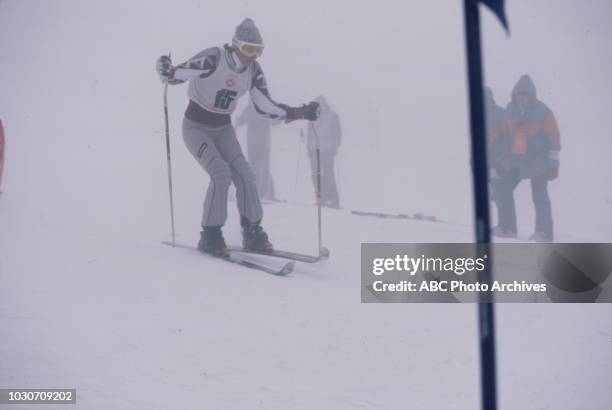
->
[232, 38, 264, 58]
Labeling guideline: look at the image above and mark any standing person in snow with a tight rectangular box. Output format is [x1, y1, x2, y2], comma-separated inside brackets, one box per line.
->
[155, 18, 320, 256]
[494, 74, 561, 242]
[302, 95, 342, 208]
[234, 102, 278, 201]
[483, 87, 509, 212]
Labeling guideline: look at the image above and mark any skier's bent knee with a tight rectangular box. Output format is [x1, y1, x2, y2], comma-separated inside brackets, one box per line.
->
[208, 158, 232, 187]
[232, 155, 257, 184]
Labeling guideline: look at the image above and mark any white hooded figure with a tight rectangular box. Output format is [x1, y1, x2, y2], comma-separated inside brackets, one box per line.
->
[235, 101, 280, 201]
[304, 95, 342, 208]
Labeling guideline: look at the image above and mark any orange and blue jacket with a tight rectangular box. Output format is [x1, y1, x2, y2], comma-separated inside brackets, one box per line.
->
[503, 75, 561, 179]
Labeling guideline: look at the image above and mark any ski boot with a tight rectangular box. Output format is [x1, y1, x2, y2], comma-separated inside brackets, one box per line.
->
[198, 226, 230, 257]
[241, 217, 274, 252]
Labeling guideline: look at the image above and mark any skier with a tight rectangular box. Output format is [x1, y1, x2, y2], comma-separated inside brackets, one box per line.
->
[494, 74, 560, 242]
[156, 18, 320, 256]
[303, 95, 342, 208]
[234, 101, 278, 201]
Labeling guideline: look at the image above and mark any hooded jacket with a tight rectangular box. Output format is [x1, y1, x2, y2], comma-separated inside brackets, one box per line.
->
[504, 75, 561, 179]
[235, 102, 275, 139]
[307, 100, 342, 154]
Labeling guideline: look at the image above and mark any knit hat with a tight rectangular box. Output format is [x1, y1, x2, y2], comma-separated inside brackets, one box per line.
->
[233, 18, 263, 46]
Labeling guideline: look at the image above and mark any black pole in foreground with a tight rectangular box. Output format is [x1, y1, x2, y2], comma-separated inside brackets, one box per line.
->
[463, 1, 498, 409]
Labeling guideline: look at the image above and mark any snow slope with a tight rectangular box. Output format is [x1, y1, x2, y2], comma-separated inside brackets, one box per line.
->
[1, 1, 611, 409]
[2, 184, 612, 409]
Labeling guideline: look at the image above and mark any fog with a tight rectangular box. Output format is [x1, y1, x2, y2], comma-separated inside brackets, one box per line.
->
[1, 1, 611, 409]
[1, 0, 610, 240]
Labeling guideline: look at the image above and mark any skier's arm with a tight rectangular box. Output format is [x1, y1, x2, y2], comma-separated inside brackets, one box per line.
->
[249, 64, 289, 119]
[250, 63, 319, 121]
[156, 48, 220, 85]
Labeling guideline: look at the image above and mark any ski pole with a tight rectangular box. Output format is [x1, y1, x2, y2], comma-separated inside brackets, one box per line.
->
[309, 122, 323, 256]
[162, 78, 176, 247]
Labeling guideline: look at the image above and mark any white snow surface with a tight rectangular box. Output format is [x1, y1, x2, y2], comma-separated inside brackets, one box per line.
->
[3, 190, 612, 409]
[1, 1, 611, 409]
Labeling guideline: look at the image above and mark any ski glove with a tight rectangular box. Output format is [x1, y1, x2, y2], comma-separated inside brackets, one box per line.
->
[304, 101, 321, 121]
[156, 55, 174, 82]
[285, 102, 320, 122]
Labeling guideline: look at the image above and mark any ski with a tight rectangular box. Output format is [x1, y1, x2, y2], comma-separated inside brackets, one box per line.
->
[351, 210, 470, 227]
[226, 245, 330, 263]
[161, 241, 294, 276]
